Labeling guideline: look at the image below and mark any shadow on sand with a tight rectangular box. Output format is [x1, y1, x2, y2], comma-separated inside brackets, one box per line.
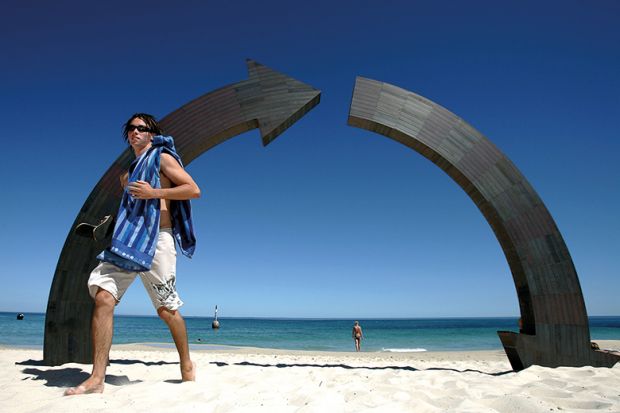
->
[20, 367, 142, 388]
[210, 361, 513, 377]
[16, 358, 177, 367]
[16, 358, 178, 389]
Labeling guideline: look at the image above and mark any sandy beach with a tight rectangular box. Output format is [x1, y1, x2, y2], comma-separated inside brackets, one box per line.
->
[2, 341, 619, 412]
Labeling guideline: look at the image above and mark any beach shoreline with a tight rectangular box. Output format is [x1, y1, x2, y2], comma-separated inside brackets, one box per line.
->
[3, 338, 619, 355]
[2, 341, 619, 412]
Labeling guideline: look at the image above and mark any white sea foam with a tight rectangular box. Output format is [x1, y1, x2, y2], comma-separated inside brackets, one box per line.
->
[382, 348, 427, 353]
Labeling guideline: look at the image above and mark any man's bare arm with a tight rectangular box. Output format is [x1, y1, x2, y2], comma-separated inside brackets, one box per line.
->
[127, 153, 200, 200]
[120, 172, 129, 190]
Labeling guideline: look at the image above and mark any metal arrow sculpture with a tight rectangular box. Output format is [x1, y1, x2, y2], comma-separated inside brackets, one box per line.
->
[348, 76, 619, 370]
[44, 60, 321, 365]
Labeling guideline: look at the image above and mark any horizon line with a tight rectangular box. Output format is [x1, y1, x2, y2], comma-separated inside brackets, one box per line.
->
[3, 311, 620, 320]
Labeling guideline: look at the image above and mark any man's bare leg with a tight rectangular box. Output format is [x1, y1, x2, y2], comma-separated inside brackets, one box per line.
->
[158, 307, 195, 381]
[64, 288, 115, 395]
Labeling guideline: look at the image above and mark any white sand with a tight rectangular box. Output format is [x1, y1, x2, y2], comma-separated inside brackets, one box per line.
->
[1, 341, 619, 412]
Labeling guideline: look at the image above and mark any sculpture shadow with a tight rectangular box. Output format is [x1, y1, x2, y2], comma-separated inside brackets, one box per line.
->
[210, 361, 513, 377]
[17, 358, 177, 367]
[16, 359, 48, 366]
[110, 358, 178, 366]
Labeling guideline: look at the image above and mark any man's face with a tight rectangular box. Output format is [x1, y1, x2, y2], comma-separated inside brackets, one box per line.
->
[127, 117, 153, 152]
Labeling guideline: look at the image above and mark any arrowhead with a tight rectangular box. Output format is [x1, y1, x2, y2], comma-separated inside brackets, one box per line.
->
[244, 59, 321, 146]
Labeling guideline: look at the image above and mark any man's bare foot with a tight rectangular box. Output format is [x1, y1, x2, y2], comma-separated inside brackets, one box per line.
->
[181, 361, 196, 382]
[64, 378, 104, 396]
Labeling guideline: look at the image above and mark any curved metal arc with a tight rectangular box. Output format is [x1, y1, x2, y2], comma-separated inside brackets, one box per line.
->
[348, 76, 618, 369]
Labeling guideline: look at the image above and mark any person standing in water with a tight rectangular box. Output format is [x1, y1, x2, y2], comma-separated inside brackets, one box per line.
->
[352, 321, 363, 352]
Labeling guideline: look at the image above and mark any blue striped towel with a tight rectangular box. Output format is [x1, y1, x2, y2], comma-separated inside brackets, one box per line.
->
[97, 135, 196, 271]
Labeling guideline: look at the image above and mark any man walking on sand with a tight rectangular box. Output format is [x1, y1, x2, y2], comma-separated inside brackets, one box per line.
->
[65, 113, 200, 395]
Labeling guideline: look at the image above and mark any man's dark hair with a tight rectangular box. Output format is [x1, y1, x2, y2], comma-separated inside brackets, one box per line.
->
[122, 113, 164, 142]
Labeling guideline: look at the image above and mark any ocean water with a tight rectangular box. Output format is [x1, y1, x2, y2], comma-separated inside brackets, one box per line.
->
[2, 312, 619, 352]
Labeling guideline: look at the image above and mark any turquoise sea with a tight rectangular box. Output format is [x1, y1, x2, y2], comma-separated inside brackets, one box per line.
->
[2, 312, 619, 352]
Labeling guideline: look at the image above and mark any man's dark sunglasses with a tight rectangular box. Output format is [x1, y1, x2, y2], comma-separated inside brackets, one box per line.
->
[127, 125, 152, 133]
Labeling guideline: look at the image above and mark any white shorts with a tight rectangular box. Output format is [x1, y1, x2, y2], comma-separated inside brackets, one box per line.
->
[87, 229, 184, 311]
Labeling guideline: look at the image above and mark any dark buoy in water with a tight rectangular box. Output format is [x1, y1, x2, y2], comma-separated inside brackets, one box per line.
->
[212, 305, 220, 329]
[17, 313, 24, 320]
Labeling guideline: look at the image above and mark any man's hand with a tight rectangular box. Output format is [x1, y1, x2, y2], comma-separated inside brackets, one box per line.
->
[125, 154, 200, 201]
[127, 181, 157, 199]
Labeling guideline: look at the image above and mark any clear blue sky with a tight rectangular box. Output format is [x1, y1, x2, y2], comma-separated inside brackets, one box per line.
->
[1, 0, 618, 318]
